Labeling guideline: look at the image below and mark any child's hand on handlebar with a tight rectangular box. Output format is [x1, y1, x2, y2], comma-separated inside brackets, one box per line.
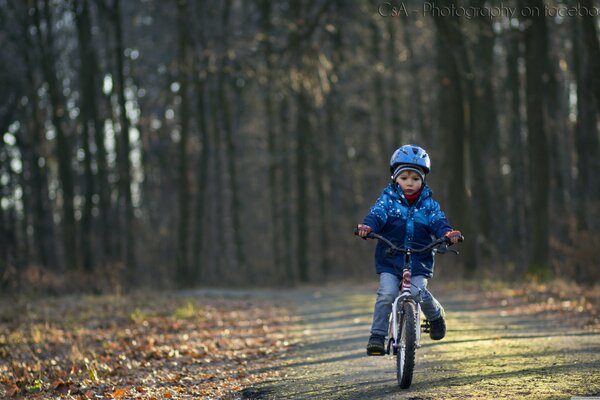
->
[357, 224, 372, 239]
[444, 230, 462, 244]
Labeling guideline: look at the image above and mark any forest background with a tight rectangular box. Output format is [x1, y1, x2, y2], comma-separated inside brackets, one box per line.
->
[1, 0, 599, 293]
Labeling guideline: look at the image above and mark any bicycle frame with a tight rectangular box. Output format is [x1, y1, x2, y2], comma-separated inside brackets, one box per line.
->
[355, 230, 461, 355]
[387, 250, 423, 355]
[354, 228, 463, 388]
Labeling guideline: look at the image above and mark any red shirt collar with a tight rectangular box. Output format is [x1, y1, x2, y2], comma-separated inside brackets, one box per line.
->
[404, 187, 423, 205]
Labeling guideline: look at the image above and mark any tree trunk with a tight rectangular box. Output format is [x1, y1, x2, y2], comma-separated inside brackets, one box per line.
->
[573, 16, 599, 229]
[112, 0, 136, 279]
[387, 18, 403, 146]
[259, 0, 284, 282]
[73, 0, 99, 271]
[370, 20, 388, 157]
[400, 16, 428, 143]
[309, 112, 331, 278]
[74, 0, 111, 268]
[175, 0, 191, 285]
[191, 6, 210, 284]
[296, 90, 310, 283]
[431, 0, 476, 276]
[280, 96, 295, 284]
[14, 1, 56, 270]
[520, 0, 550, 275]
[320, 2, 348, 278]
[579, 0, 600, 108]
[470, 15, 502, 258]
[505, 26, 528, 270]
[545, 21, 571, 241]
[33, 0, 78, 271]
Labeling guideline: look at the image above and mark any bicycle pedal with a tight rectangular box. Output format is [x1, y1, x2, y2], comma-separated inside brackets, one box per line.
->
[421, 321, 431, 333]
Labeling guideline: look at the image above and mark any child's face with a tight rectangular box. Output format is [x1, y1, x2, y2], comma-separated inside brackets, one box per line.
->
[395, 171, 423, 195]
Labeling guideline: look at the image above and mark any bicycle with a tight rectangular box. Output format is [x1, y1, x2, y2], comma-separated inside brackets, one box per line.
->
[354, 229, 463, 389]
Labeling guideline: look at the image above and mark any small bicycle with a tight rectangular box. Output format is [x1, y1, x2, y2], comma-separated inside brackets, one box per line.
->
[354, 229, 463, 389]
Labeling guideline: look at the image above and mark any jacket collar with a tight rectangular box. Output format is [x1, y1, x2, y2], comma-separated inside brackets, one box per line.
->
[385, 183, 432, 206]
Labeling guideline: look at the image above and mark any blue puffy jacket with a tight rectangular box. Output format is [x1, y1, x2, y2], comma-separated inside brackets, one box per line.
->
[362, 183, 453, 278]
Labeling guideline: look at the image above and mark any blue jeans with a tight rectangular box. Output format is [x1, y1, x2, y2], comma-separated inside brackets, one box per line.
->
[370, 272, 444, 337]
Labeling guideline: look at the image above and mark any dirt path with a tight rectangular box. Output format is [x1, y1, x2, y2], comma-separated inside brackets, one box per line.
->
[237, 285, 600, 400]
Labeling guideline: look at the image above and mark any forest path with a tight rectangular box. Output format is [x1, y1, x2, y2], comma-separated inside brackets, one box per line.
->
[232, 284, 600, 400]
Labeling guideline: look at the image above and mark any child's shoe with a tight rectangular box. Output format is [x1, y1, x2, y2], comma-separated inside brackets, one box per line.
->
[366, 334, 386, 355]
[429, 315, 446, 340]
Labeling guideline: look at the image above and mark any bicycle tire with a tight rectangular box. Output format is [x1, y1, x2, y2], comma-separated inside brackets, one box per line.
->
[396, 300, 417, 389]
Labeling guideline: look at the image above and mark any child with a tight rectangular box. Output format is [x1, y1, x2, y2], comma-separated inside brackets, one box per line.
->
[357, 144, 461, 356]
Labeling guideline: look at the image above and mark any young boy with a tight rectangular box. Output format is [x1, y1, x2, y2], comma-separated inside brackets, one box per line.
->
[357, 144, 461, 356]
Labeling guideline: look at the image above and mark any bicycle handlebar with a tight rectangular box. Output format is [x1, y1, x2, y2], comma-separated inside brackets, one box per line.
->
[353, 228, 464, 255]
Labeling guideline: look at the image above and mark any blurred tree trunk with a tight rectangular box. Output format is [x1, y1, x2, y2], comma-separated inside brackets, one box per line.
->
[0, 162, 16, 287]
[432, 2, 476, 276]
[370, 20, 388, 157]
[258, 0, 284, 281]
[112, 0, 136, 278]
[176, 0, 191, 285]
[73, 0, 111, 268]
[387, 18, 403, 146]
[579, 0, 600, 108]
[309, 113, 331, 278]
[296, 90, 310, 283]
[400, 15, 427, 142]
[218, 0, 246, 274]
[33, 0, 78, 271]
[208, 79, 224, 278]
[11, 0, 57, 269]
[280, 96, 295, 283]
[25, 73, 56, 270]
[505, 25, 528, 269]
[573, 17, 599, 229]
[577, 0, 600, 220]
[191, 5, 210, 284]
[321, 1, 349, 278]
[0, 90, 20, 284]
[73, 0, 99, 271]
[471, 16, 502, 258]
[0, 148, 6, 287]
[545, 22, 571, 241]
[290, 0, 313, 283]
[520, 0, 550, 274]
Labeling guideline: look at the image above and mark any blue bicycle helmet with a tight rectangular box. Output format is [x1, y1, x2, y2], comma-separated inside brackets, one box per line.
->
[389, 144, 431, 174]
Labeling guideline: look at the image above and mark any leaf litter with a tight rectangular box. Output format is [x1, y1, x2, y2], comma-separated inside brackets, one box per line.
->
[0, 292, 296, 399]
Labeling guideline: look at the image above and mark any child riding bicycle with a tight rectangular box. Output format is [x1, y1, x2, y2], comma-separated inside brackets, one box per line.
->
[357, 144, 461, 356]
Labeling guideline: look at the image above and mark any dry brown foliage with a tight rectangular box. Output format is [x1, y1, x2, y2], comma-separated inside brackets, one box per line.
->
[0, 292, 295, 399]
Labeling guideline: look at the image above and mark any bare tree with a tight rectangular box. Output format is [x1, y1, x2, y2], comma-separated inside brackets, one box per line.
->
[520, 0, 550, 273]
[32, 0, 78, 271]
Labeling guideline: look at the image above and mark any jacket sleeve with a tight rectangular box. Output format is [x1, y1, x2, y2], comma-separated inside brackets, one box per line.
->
[362, 190, 390, 233]
[428, 199, 453, 239]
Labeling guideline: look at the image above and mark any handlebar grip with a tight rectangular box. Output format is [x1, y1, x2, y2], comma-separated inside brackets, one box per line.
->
[443, 234, 465, 244]
[354, 227, 375, 239]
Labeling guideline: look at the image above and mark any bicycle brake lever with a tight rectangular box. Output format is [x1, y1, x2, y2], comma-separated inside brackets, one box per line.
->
[436, 243, 449, 254]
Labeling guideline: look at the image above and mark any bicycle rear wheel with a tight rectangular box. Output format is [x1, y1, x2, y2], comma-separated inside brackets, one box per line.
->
[396, 301, 417, 389]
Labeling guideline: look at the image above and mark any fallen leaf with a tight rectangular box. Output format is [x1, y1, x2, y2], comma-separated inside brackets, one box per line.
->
[112, 387, 126, 398]
[6, 383, 20, 397]
[50, 379, 71, 391]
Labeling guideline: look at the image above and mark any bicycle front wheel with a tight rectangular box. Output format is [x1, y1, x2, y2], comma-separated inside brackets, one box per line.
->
[397, 300, 417, 389]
